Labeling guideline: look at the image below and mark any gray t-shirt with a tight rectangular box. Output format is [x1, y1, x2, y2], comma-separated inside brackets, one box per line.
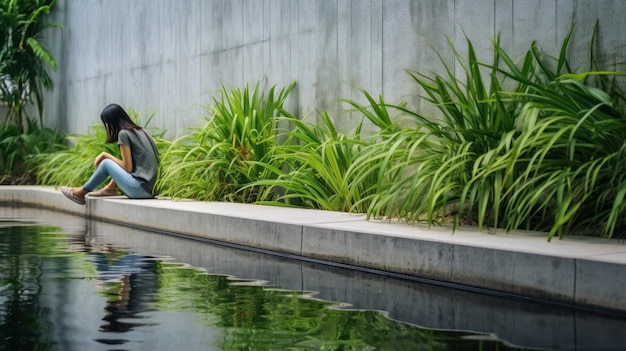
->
[118, 128, 160, 195]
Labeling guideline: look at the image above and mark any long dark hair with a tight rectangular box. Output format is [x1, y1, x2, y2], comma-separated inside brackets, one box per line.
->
[100, 104, 142, 143]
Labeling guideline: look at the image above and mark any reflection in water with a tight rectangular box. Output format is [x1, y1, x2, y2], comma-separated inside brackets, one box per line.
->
[1, 207, 626, 350]
[0, 224, 49, 351]
[87, 242, 158, 337]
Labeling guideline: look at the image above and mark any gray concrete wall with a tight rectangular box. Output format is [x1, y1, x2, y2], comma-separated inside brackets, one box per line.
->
[42, 0, 626, 137]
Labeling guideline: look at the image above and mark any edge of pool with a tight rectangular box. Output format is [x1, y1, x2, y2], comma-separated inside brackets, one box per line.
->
[2, 185, 625, 313]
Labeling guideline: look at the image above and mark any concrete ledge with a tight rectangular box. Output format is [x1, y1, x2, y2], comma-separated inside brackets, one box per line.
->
[2, 185, 626, 313]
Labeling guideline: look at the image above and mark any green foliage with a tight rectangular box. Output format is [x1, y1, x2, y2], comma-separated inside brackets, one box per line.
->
[249, 112, 373, 212]
[156, 81, 295, 202]
[0, 0, 60, 131]
[0, 118, 65, 184]
[349, 35, 525, 226]
[24, 21, 626, 240]
[35, 110, 167, 187]
[347, 25, 626, 239]
[472, 45, 626, 240]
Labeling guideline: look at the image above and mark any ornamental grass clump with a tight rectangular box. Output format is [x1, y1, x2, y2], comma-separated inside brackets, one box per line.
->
[249, 112, 373, 212]
[456, 24, 626, 240]
[347, 35, 522, 226]
[156, 82, 295, 202]
[471, 38, 626, 240]
[349, 23, 626, 240]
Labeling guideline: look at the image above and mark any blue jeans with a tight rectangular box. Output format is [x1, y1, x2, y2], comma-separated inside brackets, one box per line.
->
[83, 159, 153, 199]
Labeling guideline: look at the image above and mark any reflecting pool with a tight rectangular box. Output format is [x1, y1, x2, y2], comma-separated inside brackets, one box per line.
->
[0, 206, 625, 351]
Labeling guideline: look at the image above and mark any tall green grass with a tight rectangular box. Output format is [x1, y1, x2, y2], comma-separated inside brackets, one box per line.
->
[0, 118, 65, 184]
[347, 27, 626, 240]
[248, 112, 375, 211]
[344, 36, 520, 225]
[29, 23, 626, 240]
[459, 28, 626, 239]
[156, 82, 295, 202]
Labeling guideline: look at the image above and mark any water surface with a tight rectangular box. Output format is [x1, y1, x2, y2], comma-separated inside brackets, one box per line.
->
[1, 206, 624, 350]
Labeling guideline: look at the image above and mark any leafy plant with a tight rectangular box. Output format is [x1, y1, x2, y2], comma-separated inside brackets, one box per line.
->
[467, 35, 626, 239]
[347, 24, 626, 240]
[247, 112, 373, 211]
[156, 81, 295, 202]
[0, 0, 61, 131]
[344, 35, 520, 225]
[0, 117, 65, 184]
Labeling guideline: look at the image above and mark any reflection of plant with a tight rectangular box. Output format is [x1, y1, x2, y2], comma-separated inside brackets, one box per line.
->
[0, 224, 79, 350]
[0, 0, 60, 131]
[156, 82, 295, 202]
[151, 260, 514, 350]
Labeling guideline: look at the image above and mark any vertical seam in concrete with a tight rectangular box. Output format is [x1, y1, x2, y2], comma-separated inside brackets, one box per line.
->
[572, 256, 579, 344]
[263, 0, 267, 81]
[241, 0, 245, 87]
[370, 0, 373, 92]
[554, 0, 558, 48]
[453, 0, 457, 78]
[493, 0, 496, 39]
[267, 0, 271, 84]
[450, 242, 455, 282]
[177, 1, 183, 122]
[291, 1, 295, 87]
[299, 224, 305, 292]
[573, 257, 578, 306]
[379, 0, 383, 96]
[511, 0, 515, 43]
[336, 0, 340, 115]
[300, 225, 304, 256]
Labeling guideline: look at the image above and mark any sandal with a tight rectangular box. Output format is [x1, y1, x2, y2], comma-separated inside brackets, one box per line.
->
[86, 188, 118, 197]
[60, 186, 86, 205]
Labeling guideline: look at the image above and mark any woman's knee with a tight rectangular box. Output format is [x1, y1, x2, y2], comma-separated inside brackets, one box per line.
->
[98, 159, 124, 174]
[98, 159, 116, 169]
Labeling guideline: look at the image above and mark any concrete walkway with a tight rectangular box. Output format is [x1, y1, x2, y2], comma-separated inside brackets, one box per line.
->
[1, 186, 625, 313]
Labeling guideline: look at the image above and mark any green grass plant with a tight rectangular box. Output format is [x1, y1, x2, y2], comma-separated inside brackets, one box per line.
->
[346, 25, 626, 240]
[156, 82, 295, 202]
[454, 24, 626, 240]
[0, 118, 65, 184]
[344, 36, 520, 225]
[471, 43, 626, 239]
[249, 112, 373, 212]
[27, 22, 626, 240]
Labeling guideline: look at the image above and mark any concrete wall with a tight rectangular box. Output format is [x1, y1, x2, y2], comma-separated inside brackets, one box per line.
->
[42, 0, 626, 137]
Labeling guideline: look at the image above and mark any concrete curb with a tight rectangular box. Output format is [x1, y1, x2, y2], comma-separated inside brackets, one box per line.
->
[2, 185, 625, 312]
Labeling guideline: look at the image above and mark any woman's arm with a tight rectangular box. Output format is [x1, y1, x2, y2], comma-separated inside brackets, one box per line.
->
[94, 144, 133, 172]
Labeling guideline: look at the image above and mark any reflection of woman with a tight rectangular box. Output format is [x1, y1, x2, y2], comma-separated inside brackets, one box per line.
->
[88, 243, 158, 333]
[61, 103, 159, 205]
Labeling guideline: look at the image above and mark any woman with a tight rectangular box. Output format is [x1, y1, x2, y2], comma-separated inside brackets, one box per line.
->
[60, 104, 160, 205]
